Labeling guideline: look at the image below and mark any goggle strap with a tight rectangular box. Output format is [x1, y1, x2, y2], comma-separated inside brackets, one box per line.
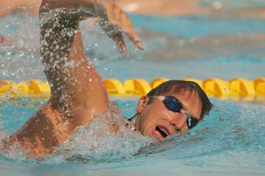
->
[185, 112, 192, 127]
[153, 96, 165, 101]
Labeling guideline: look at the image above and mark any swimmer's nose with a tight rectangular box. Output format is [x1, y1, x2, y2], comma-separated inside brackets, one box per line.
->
[169, 112, 188, 131]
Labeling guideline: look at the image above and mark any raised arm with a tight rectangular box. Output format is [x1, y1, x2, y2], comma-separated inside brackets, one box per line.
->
[40, 0, 144, 125]
[39, 0, 103, 126]
[5, 0, 143, 157]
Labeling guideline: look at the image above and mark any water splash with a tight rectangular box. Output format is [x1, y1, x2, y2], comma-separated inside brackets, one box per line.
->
[0, 100, 154, 164]
[0, 97, 265, 176]
[44, 101, 154, 164]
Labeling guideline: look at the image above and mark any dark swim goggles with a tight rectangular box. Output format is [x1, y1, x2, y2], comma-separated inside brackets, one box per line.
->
[152, 96, 199, 129]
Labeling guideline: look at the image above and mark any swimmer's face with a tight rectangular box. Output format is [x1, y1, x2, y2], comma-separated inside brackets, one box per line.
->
[135, 89, 202, 140]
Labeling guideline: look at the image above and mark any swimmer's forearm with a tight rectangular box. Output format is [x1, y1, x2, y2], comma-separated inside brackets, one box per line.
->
[40, 0, 108, 17]
[39, 0, 97, 62]
[40, 0, 96, 21]
[41, 0, 95, 9]
[39, 0, 106, 104]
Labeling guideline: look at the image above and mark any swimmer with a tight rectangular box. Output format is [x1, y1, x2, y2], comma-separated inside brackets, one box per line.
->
[1, 0, 212, 159]
[0, 0, 211, 18]
[0, 0, 202, 18]
[1, 0, 265, 19]
[0, 0, 41, 18]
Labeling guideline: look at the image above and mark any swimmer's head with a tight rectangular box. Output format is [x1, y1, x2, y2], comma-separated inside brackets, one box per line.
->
[146, 80, 212, 118]
[133, 80, 212, 141]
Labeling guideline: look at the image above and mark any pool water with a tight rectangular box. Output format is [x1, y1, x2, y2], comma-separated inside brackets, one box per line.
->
[0, 99, 265, 176]
[1, 3, 265, 176]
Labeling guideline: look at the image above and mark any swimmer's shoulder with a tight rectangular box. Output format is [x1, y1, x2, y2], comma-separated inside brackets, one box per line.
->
[108, 101, 127, 124]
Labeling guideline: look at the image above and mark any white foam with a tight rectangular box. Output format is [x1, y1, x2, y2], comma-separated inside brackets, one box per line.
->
[0, 123, 8, 150]
[45, 101, 154, 163]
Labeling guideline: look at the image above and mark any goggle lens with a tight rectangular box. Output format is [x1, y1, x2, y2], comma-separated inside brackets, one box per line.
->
[163, 96, 182, 113]
[162, 96, 199, 129]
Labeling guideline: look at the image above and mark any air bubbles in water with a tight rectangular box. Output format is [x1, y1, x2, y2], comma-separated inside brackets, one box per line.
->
[0, 122, 29, 162]
[5, 142, 28, 162]
[0, 123, 8, 149]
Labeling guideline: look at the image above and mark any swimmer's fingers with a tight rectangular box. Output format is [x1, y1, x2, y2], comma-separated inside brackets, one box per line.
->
[95, 1, 145, 52]
[118, 13, 145, 51]
[97, 17, 126, 53]
[109, 8, 145, 51]
[113, 34, 126, 53]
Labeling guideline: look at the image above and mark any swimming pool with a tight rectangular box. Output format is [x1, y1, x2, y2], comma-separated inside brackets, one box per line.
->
[1, 3, 265, 176]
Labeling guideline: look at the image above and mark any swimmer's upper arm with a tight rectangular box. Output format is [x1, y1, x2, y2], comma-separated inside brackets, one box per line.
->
[40, 0, 109, 126]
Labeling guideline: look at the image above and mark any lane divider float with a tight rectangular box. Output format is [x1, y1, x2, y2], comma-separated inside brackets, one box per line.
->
[0, 78, 265, 101]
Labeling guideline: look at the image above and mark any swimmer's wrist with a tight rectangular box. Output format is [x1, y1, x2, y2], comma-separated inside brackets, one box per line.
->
[93, 0, 114, 19]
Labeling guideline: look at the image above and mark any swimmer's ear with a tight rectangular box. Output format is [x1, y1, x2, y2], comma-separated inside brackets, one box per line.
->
[136, 96, 149, 114]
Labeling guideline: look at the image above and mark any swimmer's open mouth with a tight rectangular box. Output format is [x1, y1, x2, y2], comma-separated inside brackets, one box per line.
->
[155, 126, 169, 138]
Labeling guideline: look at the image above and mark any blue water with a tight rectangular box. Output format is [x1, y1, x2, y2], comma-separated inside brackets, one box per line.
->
[1, 99, 265, 176]
[130, 15, 265, 37]
[1, 3, 265, 176]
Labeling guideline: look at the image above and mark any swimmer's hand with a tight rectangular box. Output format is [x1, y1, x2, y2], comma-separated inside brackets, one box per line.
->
[40, 0, 144, 52]
[94, 0, 145, 53]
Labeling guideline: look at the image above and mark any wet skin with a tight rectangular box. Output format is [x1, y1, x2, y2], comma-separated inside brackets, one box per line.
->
[1, 0, 144, 158]
[0, 0, 206, 158]
[134, 89, 202, 141]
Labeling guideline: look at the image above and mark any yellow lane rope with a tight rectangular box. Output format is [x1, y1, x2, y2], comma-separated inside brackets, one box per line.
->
[0, 78, 264, 102]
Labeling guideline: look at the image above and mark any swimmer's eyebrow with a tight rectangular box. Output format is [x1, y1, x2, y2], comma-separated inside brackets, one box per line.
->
[178, 99, 189, 111]
[179, 100, 200, 120]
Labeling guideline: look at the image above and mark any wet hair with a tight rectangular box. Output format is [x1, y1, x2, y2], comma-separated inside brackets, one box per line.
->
[147, 80, 213, 118]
